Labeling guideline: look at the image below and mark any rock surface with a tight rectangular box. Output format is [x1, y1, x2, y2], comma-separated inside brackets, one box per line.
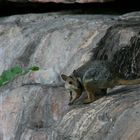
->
[0, 12, 140, 140]
[5, 0, 114, 3]
[26, 0, 113, 3]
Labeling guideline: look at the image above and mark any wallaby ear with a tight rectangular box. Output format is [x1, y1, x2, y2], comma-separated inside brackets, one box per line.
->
[70, 70, 77, 81]
[73, 70, 76, 76]
[61, 74, 68, 81]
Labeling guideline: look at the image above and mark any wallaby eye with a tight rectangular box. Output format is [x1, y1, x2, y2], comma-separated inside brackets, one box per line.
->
[69, 81, 73, 84]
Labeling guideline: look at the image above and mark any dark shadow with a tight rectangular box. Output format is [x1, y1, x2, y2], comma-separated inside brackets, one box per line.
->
[106, 85, 140, 96]
[0, 0, 140, 17]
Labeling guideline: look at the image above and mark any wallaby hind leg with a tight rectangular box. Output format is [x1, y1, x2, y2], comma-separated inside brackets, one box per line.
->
[95, 88, 107, 99]
[83, 82, 95, 104]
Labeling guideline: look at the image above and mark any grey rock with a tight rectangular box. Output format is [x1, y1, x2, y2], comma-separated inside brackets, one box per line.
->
[0, 12, 140, 140]
[2, 0, 114, 3]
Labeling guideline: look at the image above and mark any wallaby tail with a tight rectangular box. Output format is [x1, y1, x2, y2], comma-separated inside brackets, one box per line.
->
[118, 78, 140, 85]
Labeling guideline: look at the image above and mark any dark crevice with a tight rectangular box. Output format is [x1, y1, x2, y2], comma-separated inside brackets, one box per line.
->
[112, 36, 140, 79]
[14, 109, 27, 140]
[15, 41, 38, 67]
[91, 22, 140, 79]
[13, 35, 42, 68]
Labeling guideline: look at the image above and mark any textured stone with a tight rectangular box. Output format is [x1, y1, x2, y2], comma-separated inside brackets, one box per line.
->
[7, 0, 114, 3]
[55, 85, 140, 140]
[0, 11, 140, 140]
[29, 0, 113, 3]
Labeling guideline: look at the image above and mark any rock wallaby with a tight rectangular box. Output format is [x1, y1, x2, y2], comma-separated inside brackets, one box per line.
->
[61, 61, 140, 105]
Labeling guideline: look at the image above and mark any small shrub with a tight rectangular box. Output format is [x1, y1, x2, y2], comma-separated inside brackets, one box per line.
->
[0, 66, 39, 87]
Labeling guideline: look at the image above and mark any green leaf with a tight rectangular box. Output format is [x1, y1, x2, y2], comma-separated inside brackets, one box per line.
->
[1, 70, 13, 82]
[0, 65, 40, 87]
[29, 66, 39, 71]
[10, 66, 23, 74]
[0, 78, 3, 86]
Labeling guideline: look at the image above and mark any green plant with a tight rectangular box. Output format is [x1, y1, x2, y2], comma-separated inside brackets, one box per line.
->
[0, 66, 39, 87]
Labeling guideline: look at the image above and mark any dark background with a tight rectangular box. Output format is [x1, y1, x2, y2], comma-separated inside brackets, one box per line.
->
[0, 0, 140, 17]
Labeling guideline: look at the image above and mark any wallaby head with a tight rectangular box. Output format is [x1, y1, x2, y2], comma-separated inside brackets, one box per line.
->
[61, 73, 83, 105]
[61, 74, 79, 90]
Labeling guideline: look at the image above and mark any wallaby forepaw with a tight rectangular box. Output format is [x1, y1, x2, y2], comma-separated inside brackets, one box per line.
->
[83, 98, 94, 104]
[68, 102, 74, 106]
